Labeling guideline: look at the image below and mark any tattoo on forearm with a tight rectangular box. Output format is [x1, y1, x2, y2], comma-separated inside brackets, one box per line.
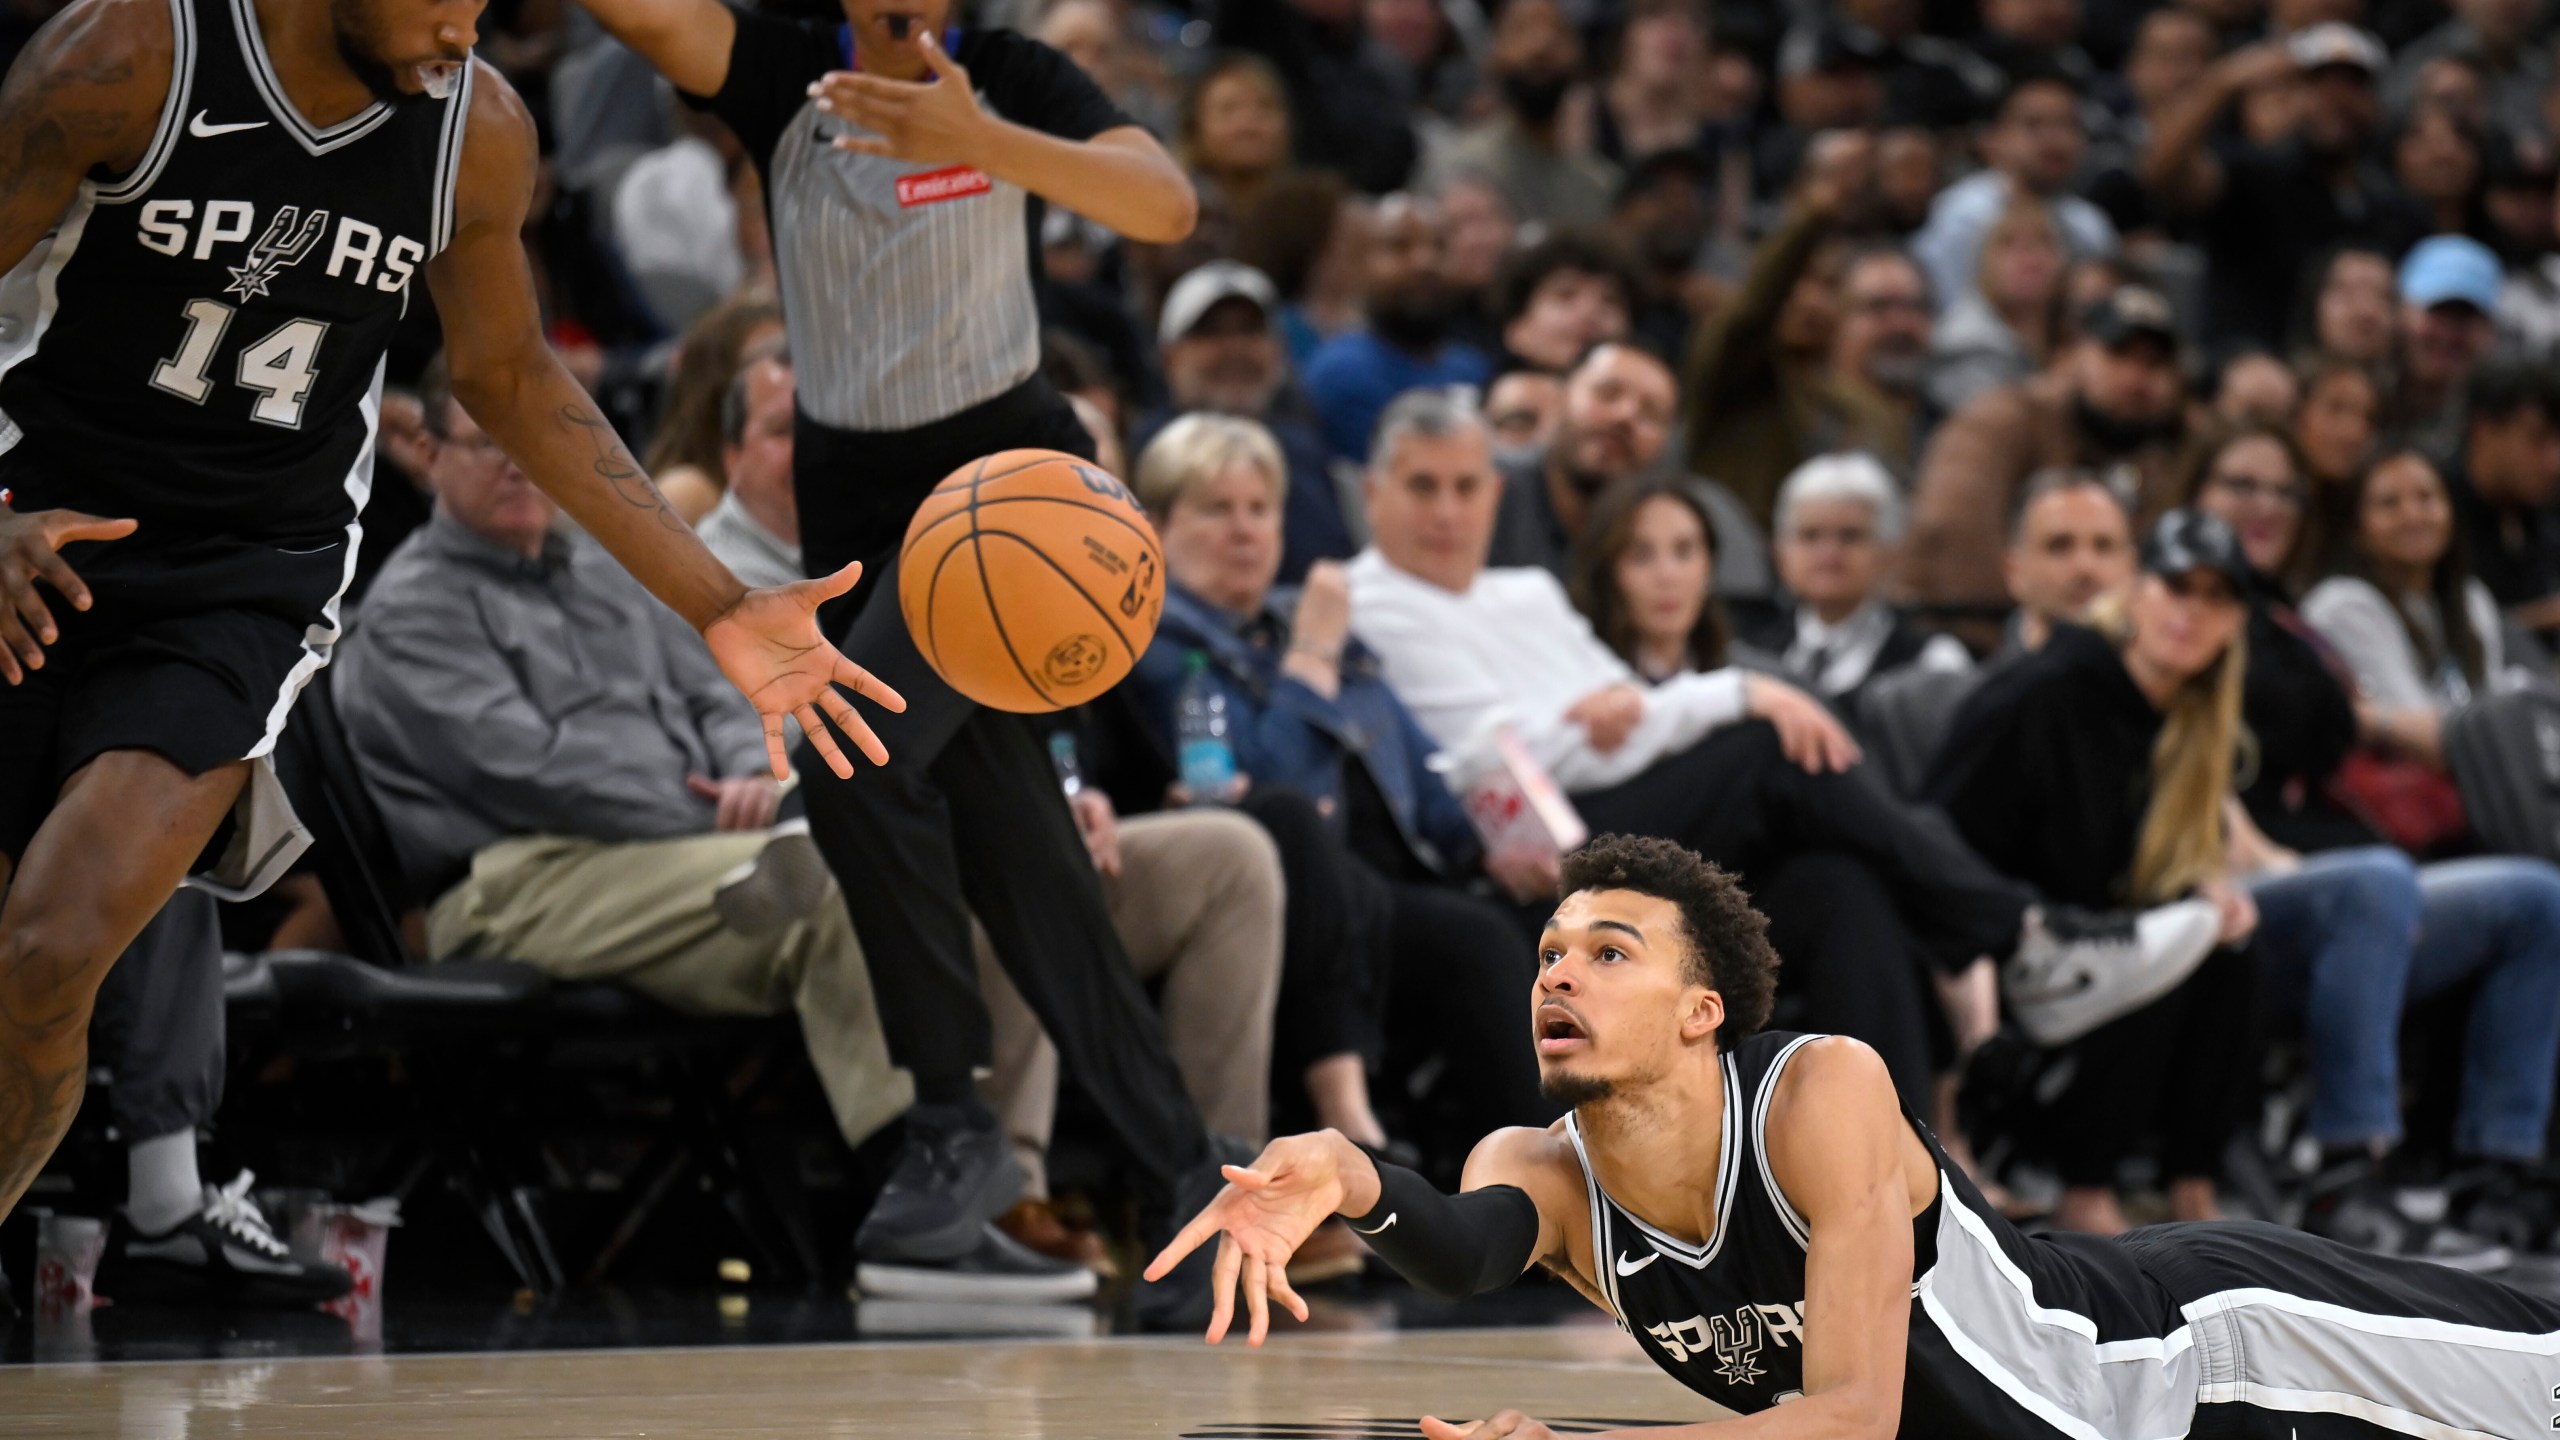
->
[559, 403, 686, 533]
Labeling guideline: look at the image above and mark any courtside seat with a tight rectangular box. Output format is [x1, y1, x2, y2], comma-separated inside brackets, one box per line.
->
[230, 673, 826, 1292]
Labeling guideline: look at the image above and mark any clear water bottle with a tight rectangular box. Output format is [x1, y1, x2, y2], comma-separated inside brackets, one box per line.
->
[1175, 651, 1238, 804]
[1047, 730, 1084, 799]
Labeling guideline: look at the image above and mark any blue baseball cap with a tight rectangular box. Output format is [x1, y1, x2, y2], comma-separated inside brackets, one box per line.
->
[2399, 235, 2503, 313]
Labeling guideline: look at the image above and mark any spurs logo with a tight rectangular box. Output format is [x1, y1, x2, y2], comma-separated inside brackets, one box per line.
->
[1644, 1301, 1807, 1389]
[225, 205, 330, 301]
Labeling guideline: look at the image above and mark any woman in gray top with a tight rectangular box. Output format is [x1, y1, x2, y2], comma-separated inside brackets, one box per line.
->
[2301, 448, 2519, 768]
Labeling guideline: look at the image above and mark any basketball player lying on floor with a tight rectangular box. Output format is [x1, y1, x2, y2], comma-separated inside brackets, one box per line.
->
[1148, 834, 2560, 1440]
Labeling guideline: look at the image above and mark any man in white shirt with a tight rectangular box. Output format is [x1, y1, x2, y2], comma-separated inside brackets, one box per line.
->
[695, 351, 804, 590]
[1346, 388, 2221, 1047]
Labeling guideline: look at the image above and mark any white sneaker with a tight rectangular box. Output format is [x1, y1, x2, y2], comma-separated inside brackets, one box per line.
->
[2002, 900, 2221, 1046]
[713, 819, 836, 936]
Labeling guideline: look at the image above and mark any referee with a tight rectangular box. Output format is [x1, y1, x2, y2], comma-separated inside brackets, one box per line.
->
[573, 0, 1218, 1314]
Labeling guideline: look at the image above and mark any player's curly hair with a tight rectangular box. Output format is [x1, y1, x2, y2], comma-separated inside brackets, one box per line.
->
[1559, 834, 1781, 1043]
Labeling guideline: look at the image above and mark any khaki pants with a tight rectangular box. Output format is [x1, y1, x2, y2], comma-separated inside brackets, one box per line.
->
[978, 810, 1283, 1198]
[426, 831, 912, 1150]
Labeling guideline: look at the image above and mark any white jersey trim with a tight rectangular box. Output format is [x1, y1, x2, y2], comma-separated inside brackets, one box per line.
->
[229, 0, 393, 156]
[1748, 1033, 1823, 1251]
[92, 0, 197, 205]
[0, 191, 97, 459]
[427, 60, 475, 255]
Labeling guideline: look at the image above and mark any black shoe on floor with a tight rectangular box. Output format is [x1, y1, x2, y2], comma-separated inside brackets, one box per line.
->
[2304, 1161, 2511, 1272]
[854, 1109, 1024, 1264]
[855, 1222, 1099, 1304]
[1133, 1138, 1258, 1334]
[116, 1173, 354, 1307]
[2449, 1161, 2560, 1255]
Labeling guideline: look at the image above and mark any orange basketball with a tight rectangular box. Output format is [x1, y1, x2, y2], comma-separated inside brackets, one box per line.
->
[898, 449, 1165, 713]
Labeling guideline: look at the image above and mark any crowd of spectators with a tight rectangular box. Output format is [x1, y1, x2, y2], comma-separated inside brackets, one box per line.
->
[65, 0, 2560, 1304]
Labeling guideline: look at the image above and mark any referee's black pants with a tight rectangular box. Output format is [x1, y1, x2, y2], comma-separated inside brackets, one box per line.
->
[790, 377, 1208, 1191]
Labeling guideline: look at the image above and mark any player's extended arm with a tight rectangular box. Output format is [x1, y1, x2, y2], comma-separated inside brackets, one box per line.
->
[426, 65, 904, 777]
[811, 32, 1195, 244]
[1143, 1128, 1563, 1347]
[0, 0, 167, 680]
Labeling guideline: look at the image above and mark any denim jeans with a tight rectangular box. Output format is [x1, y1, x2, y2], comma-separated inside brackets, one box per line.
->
[2248, 846, 2560, 1159]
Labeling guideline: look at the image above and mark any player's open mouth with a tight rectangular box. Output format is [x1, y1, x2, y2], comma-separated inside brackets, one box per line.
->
[1536, 1008, 1587, 1054]
[879, 11, 919, 39]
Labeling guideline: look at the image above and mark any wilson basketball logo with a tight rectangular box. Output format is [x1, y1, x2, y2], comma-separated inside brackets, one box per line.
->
[1044, 634, 1109, 688]
[896, 166, 992, 207]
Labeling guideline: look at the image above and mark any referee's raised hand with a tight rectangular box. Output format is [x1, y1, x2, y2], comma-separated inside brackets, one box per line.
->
[808, 29, 988, 165]
[701, 559, 908, 781]
[0, 503, 137, 685]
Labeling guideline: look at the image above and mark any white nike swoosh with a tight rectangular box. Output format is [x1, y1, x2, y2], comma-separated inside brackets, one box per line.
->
[1351, 1212, 1398, 1236]
[189, 111, 269, 138]
[220, 1241, 308, 1275]
[1616, 1249, 1660, 1276]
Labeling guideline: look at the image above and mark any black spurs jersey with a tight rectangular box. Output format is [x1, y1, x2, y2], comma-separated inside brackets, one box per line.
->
[1570, 1031, 2200, 1440]
[0, 0, 472, 542]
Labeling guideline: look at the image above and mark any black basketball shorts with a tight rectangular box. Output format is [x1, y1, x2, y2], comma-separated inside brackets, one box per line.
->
[0, 516, 346, 877]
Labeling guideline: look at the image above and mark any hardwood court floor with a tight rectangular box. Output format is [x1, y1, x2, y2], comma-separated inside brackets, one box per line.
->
[5, 1323, 1717, 1438]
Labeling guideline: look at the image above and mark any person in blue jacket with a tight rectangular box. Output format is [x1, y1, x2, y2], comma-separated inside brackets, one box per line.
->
[1128, 413, 1555, 1164]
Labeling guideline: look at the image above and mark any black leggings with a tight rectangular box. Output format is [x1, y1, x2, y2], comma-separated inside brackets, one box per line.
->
[2044, 945, 2263, 1187]
[1752, 851, 1939, 1115]
[1240, 788, 1550, 1141]
[1575, 722, 2034, 974]
[792, 378, 1209, 1193]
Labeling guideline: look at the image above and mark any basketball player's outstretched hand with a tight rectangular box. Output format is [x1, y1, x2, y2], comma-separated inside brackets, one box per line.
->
[1418, 1412, 1557, 1440]
[1142, 1133, 1347, 1347]
[702, 561, 909, 780]
[0, 505, 138, 684]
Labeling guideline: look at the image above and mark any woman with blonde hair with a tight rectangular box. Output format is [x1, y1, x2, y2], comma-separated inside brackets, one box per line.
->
[1925, 510, 2265, 1237]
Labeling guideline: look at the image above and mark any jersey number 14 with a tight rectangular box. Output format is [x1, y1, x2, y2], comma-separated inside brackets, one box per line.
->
[150, 298, 328, 429]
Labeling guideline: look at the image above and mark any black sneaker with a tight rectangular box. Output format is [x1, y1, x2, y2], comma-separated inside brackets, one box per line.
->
[118, 1173, 355, 1306]
[2449, 1162, 2560, 1254]
[2304, 1164, 2512, 1273]
[854, 1111, 1024, 1264]
[2003, 901, 2220, 1046]
[855, 1222, 1099, 1304]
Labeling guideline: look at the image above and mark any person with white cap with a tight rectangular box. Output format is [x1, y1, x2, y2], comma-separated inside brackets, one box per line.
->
[1139, 261, 1357, 583]
[2397, 234, 2506, 465]
[2140, 22, 2426, 349]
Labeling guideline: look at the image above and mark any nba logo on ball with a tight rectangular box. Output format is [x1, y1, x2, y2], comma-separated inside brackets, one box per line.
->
[900, 449, 1167, 713]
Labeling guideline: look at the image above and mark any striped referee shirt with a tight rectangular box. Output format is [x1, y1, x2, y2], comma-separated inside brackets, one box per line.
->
[687, 14, 1134, 431]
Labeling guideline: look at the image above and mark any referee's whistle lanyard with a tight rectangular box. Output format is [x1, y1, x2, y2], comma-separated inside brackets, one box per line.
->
[837, 24, 963, 73]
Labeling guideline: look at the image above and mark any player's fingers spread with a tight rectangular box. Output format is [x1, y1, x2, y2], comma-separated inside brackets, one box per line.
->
[0, 614, 36, 680]
[1220, 1162, 1271, 1190]
[1268, 1258, 1308, 1322]
[1242, 1253, 1270, 1347]
[1417, 1418, 1463, 1440]
[42, 512, 138, 546]
[1205, 1238, 1241, 1344]
[821, 690, 890, 767]
[804, 560, 865, 602]
[831, 652, 907, 712]
[1142, 1207, 1221, 1281]
[797, 705, 855, 778]
[4, 577, 58, 647]
[761, 722, 791, 781]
